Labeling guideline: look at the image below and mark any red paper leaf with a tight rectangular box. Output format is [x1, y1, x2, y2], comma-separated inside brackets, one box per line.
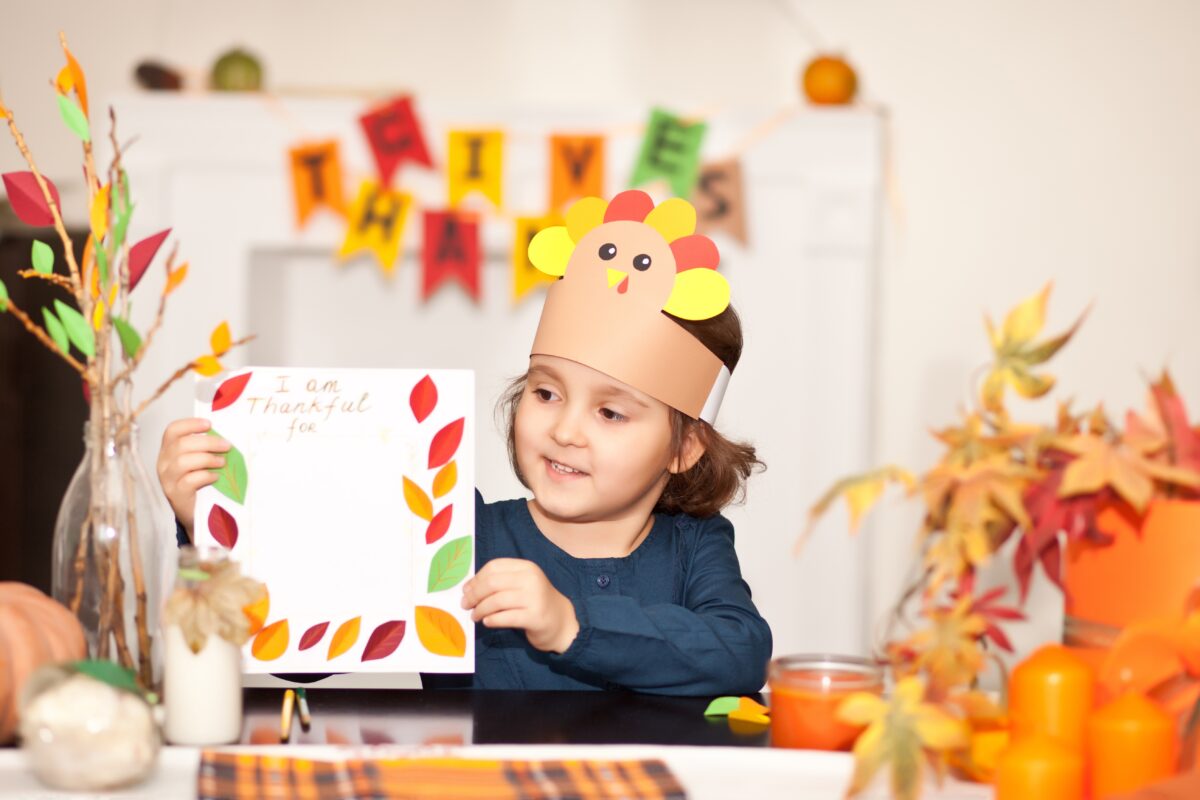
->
[410, 375, 437, 423]
[213, 372, 253, 411]
[208, 504, 238, 549]
[361, 620, 407, 662]
[428, 417, 464, 469]
[298, 622, 330, 651]
[2, 172, 61, 226]
[426, 505, 453, 544]
[128, 228, 171, 290]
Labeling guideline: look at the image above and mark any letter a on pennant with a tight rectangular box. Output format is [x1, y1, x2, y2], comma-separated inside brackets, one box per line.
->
[422, 210, 481, 301]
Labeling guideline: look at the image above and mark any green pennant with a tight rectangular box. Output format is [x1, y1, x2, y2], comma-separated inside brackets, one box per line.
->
[630, 107, 707, 198]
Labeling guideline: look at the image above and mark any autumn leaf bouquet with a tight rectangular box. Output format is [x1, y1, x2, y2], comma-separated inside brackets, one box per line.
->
[0, 34, 250, 689]
[804, 284, 1200, 797]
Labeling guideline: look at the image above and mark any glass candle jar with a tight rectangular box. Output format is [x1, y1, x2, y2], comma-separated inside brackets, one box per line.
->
[768, 654, 884, 750]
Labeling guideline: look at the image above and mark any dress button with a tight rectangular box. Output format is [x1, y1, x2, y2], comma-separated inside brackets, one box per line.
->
[596, 574, 611, 589]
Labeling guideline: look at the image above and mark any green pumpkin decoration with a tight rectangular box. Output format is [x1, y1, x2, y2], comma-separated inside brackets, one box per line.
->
[210, 48, 263, 92]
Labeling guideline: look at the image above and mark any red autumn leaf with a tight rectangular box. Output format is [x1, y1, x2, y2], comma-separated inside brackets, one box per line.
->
[298, 622, 330, 651]
[361, 620, 407, 662]
[3, 172, 61, 227]
[950, 579, 1026, 653]
[128, 228, 171, 290]
[208, 503, 238, 549]
[428, 417, 464, 469]
[212, 371, 253, 411]
[426, 505, 453, 544]
[410, 375, 438, 423]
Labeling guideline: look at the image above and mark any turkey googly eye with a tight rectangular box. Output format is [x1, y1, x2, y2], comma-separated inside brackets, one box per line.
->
[633, 254, 652, 271]
[598, 243, 617, 261]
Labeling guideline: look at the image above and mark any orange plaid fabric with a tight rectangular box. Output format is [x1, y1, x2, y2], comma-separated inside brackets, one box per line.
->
[196, 751, 687, 800]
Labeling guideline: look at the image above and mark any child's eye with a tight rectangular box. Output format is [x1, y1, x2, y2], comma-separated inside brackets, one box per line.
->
[599, 407, 627, 422]
[533, 387, 557, 402]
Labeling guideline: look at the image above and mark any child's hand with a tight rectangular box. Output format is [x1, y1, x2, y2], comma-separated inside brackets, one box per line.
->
[156, 418, 230, 539]
[461, 558, 579, 654]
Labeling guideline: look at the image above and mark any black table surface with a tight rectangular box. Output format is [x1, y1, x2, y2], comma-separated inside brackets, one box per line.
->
[239, 689, 770, 748]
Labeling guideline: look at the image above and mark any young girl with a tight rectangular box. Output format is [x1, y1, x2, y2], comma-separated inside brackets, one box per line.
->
[159, 190, 772, 695]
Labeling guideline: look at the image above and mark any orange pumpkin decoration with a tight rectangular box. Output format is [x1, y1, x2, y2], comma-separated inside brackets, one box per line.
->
[0, 582, 86, 743]
[802, 54, 858, 105]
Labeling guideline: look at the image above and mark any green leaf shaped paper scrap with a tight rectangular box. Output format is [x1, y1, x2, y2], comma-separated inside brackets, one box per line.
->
[57, 94, 90, 143]
[206, 430, 248, 504]
[41, 307, 69, 354]
[54, 299, 95, 358]
[704, 696, 741, 717]
[31, 240, 54, 274]
[70, 659, 142, 696]
[113, 317, 143, 360]
[427, 536, 472, 593]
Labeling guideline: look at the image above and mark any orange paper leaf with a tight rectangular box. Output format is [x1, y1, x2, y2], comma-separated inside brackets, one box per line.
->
[194, 355, 223, 377]
[62, 42, 89, 116]
[433, 461, 457, 499]
[327, 616, 362, 660]
[403, 477, 433, 521]
[415, 605, 466, 657]
[210, 321, 232, 356]
[251, 619, 289, 661]
[165, 262, 188, 294]
[243, 590, 270, 635]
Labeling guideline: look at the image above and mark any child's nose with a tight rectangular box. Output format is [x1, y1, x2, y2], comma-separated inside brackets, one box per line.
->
[550, 406, 587, 448]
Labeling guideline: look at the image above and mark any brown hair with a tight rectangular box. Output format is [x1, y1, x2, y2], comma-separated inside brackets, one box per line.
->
[497, 305, 764, 518]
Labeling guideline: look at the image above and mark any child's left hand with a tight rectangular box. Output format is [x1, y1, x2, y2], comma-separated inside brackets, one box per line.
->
[461, 558, 579, 654]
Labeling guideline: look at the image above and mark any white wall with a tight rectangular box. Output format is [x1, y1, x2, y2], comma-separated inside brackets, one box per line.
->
[4, 0, 1200, 667]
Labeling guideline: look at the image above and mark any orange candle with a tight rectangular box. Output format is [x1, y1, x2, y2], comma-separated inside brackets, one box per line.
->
[996, 735, 1084, 800]
[1009, 644, 1095, 750]
[768, 655, 883, 750]
[1086, 691, 1176, 798]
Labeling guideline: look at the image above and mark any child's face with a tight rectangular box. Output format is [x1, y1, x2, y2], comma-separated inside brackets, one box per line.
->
[515, 355, 676, 524]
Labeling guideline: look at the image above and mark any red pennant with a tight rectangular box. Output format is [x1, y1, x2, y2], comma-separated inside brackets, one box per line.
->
[421, 210, 480, 301]
[359, 96, 433, 186]
[128, 229, 171, 290]
[2, 171, 61, 226]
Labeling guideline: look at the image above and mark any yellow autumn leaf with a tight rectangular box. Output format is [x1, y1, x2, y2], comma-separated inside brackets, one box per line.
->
[89, 183, 109, 242]
[799, 466, 916, 553]
[251, 619, 289, 661]
[1057, 434, 1200, 513]
[327, 616, 362, 660]
[194, 355, 223, 377]
[1001, 283, 1050, 346]
[433, 461, 457, 499]
[415, 605, 466, 657]
[210, 321, 232, 356]
[243, 588, 270, 635]
[165, 262, 188, 294]
[403, 477, 433, 521]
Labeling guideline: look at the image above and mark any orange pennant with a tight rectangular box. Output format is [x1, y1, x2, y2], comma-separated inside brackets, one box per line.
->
[549, 134, 605, 211]
[289, 140, 345, 228]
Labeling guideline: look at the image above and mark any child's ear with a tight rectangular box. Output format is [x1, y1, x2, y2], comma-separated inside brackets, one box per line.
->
[668, 425, 706, 474]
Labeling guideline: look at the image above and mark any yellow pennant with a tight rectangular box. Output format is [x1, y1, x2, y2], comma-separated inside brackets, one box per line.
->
[511, 213, 562, 303]
[447, 130, 504, 209]
[338, 179, 412, 274]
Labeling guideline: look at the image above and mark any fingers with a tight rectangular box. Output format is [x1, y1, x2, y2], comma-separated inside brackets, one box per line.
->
[478, 609, 527, 630]
[162, 417, 212, 445]
[179, 470, 220, 493]
[468, 589, 525, 623]
[462, 570, 526, 609]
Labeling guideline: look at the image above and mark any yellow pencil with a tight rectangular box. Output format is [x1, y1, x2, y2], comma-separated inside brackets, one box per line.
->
[280, 688, 296, 742]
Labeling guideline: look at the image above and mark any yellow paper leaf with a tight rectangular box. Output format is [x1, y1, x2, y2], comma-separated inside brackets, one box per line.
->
[727, 708, 770, 726]
[527, 226, 572, 277]
[433, 461, 457, 499]
[662, 268, 730, 321]
[90, 184, 109, 243]
[327, 616, 361, 660]
[194, 355, 223, 377]
[55, 65, 75, 95]
[91, 299, 104, 331]
[415, 605, 466, 657]
[736, 696, 769, 716]
[210, 321, 232, 356]
[251, 619, 289, 661]
[403, 476, 433, 521]
[243, 588, 270, 636]
[165, 262, 188, 294]
[644, 197, 697, 243]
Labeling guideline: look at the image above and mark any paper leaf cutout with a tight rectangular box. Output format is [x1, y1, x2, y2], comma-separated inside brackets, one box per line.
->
[3, 172, 61, 227]
[0, 279, 8, 313]
[361, 620, 407, 662]
[112, 317, 142, 360]
[704, 696, 741, 716]
[165, 263, 188, 294]
[208, 504, 238, 549]
[243, 590, 269, 635]
[69, 660, 140, 696]
[403, 477, 433, 521]
[210, 321, 232, 356]
[194, 355, 224, 377]
[728, 707, 770, 726]
[56, 94, 90, 143]
[213, 372, 252, 411]
[298, 622, 329, 651]
[128, 229, 171, 290]
[426, 505, 453, 544]
[206, 431, 248, 504]
[433, 461, 457, 499]
[427, 536, 472, 592]
[663, 268, 731, 321]
[61, 43, 89, 116]
[410, 375, 438, 422]
[31, 240, 54, 274]
[54, 300, 95, 358]
[415, 606, 466, 657]
[428, 417, 465, 469]
[42, 307, 69, 354]
[89, 184, 109, 242]
[736, 696, 770, 716]
[327, 616, 362, 660]
[251, 619, 289, 661]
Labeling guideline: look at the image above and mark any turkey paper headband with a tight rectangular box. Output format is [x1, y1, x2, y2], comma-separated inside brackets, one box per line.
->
[527, 190, 732, 422]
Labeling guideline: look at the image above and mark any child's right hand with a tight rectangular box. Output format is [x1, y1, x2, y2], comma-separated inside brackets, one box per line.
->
[157, 418, 231, 537]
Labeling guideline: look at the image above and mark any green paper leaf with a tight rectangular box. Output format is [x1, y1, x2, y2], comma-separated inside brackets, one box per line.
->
[42, 307, 69, 353]
[54, 299, 95, 358]
[111, 172, 133, 254]
[96, 245, 109, 289]
[31, 240, 54, 274]
[69, 659, 142, 696]
[207, 430, 248, 504]
[704, 696, 741, 717]
[0, 279, 8, 313]
[56, 94, 90, 143]
[427, 536, 472, 593]
[113, 316, 142, 360]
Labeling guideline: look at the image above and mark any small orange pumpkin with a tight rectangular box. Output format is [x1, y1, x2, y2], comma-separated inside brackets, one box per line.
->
[0, 582, 86, 743]
[802, 54, 858, 105]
